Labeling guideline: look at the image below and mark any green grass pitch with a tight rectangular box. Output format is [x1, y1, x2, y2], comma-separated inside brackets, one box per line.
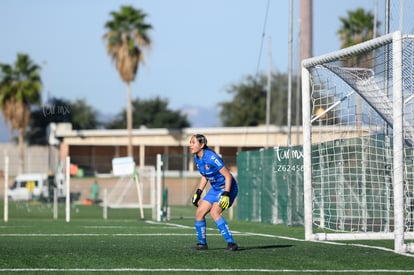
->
[0, 202, 414, 274]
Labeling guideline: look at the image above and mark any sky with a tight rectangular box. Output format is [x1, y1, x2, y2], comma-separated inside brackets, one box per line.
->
[0, 0, 405, 141]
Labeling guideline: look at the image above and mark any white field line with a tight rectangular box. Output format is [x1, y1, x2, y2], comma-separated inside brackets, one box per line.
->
[0, 219, 412, 258]
[0, 233, 259, 237]
[0, 220, 412, 257]
[148, 221, 414, 258]
[0, 233, 197, 237]
[1, 220, 414, 273]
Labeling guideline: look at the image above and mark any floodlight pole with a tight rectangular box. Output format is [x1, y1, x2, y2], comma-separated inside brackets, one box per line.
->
[266, 37, 272, 148]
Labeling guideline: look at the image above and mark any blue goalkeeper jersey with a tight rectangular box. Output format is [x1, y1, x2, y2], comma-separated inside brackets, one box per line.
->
[194, 149, 237, 191]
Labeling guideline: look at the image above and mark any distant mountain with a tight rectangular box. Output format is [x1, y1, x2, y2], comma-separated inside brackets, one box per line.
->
[181, 105, 221, 128]
[96, 112, 116, 129]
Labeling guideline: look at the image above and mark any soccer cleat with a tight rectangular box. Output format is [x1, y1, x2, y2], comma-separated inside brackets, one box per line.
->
[225, 242, 238, 251]
[192, 243, 208, 250]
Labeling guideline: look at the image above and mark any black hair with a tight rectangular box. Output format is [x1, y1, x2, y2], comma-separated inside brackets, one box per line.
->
[193, 134, 209, 150]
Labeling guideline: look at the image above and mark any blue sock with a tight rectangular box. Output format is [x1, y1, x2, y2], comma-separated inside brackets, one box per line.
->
[215, 217, 235, 243]
[195, 220, 207, 244]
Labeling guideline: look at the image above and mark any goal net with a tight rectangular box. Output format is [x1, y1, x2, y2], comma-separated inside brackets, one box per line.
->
[302, 31, 414, 253]
[106, 166, 156, 219]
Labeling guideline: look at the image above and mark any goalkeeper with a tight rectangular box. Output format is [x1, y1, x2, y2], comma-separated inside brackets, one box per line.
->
[189, 134, 238, 251]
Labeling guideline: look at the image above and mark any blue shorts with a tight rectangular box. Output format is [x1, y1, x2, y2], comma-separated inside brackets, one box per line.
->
[202, 184, 238, 208]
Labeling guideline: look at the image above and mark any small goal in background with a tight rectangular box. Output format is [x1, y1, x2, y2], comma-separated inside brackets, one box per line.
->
[107, 157, 157, 220]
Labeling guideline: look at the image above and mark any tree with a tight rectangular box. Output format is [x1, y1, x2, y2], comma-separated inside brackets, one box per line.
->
[27, 97, 70, 145]
[219, 73, 300, 127]
[220, 75, 266, 127]
[106, 97, 190, 129]
[27, 97, 100, 145]
[337, 8, 380, 68]
[337, 8, 378, 49]
[70, 99, 100, 130]
[0, 53, 42, 172]
[103, 5, 152, 157]
[337, 8, 380, 128]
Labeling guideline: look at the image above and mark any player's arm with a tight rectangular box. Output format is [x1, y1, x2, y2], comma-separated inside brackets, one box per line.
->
[219, 166, 233, 193]
[218, 167, 233, 209]
[192, 176, 208, 207]
[197, 176, 208, 191]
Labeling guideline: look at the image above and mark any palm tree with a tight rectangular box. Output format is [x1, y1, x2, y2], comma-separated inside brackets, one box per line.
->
[337, 8, 379, 67]
[337, 8, 380, 131]
[338, 8, 377, 48]
[0, 53, 42, 173]
[103, 5, 152, 157]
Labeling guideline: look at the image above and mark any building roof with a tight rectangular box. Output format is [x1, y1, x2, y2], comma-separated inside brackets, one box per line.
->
[53, 123, 303, 147]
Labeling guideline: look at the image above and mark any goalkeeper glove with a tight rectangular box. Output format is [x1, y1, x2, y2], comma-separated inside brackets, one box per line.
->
[218, 191, 230, 209]
[192, 189, 202, 207]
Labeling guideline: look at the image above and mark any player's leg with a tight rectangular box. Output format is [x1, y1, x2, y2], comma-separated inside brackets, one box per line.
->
[193, 200, 211, 250]
[210, 204, 238, 250]
[209, 187, 238, 251]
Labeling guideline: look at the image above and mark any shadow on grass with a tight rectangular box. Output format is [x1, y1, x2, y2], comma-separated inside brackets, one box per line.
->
[204, 244, 293, 251]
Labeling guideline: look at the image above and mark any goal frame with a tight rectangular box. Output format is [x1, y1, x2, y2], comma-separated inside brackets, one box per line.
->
[302, 31, 414, 254]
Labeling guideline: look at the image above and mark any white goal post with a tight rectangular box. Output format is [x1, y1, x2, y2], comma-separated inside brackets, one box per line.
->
[302, 31, 414, 254]
[106, 165, 157, 220]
